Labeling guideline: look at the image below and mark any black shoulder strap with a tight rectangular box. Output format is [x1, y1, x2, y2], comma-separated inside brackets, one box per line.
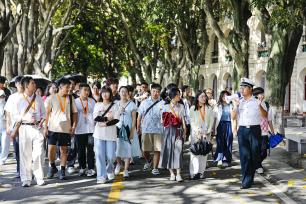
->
[101, 102, 115, 118]
[143, 99, 160, 118]
[265, 101, 270, 111]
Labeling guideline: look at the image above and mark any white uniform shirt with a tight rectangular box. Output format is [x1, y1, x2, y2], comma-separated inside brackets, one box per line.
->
[75, 97, 95, 134]
[238, 96, 263, 126]
[14, 93, 46, 123]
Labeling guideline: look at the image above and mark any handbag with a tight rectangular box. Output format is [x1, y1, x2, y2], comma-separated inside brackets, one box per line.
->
[189, 139, 212, 156]
[11, 94, 36, 138]
[118, 124, 131, 144]
[117, 101, 132, 143]
[269, 132, 284, 148]
[94, 102, 115, 122]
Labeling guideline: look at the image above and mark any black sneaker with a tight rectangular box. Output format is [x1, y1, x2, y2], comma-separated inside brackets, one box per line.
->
[59, 169, 66, 180]
[47, 167, 58, 178]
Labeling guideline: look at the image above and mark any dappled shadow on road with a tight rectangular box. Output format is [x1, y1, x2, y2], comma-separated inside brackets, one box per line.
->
[0, 142, 304, 203]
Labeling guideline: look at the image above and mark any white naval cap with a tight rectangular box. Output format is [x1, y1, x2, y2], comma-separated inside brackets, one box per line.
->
[240, 77, 254, 88]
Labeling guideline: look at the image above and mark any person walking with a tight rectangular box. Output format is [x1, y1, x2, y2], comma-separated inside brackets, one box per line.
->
[189, 91, 214, 179]
[13, 76, 46, 187]
[126, 85, 142, 164]
[0, 90, 7, 165]
[137, 83, 164, 175]
[75, 83, 96, 177]
[0, 76, 10, 166]
[214, 90, 234, 168]
[232, 78, 267, 189]
[91, 81, 101, 102]
[44, 78, 78, 180]
[93, 86, 119, 183]
[67, 77, 79, 175]
[253, 87, 275, 174]
[4, 76, 23, 177]
[115, 86, 137, 178]
[160, 87, 186, 182]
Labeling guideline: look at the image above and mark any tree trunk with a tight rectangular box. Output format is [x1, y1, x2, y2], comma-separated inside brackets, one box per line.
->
[267, 27, 303, 107]
[266, 26, 303, 134]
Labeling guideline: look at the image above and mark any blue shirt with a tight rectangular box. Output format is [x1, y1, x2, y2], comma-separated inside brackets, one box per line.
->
[138, 97, 164, 134]
[220, 104, 231, 122]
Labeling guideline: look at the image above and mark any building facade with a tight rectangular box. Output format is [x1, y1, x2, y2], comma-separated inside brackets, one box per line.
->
[191, 16, 306, 114]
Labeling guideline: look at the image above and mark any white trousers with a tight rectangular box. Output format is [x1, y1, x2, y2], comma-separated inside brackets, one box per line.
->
[189, 133, 211, 176]
[19, 125, 45, 182]
[0, 128, 10, 164]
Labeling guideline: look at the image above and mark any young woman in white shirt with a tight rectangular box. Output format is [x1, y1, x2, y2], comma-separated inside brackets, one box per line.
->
[93, 86, 119, 184]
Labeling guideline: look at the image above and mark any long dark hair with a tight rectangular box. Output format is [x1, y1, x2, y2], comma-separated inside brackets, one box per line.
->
[164, 87, 180, 104]
[193, 90, 209, 111]
[217, 90, 231, 106]
[100, 86, 113, 102]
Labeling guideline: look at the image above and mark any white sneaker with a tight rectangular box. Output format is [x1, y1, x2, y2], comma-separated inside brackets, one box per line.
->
[79, 168, 86, 176]
[87, 169, 96, 177]
[222, 162, 229, 168]
[21, 180, 31, 187]
[123, 170, 129, 178]
[176, 175, 183, 182]
[217, 160, 222, 167]
[170, 174, 176, 181]
[256, 167, 264, 174]
[114, 164, 121, 175]
[36, 179, 45, 186]
[143, 162, 152, 171]
[97, 177, 107, 184]
[151, 168, 160, 175]
[107, 173, 115, 181]
[67, 167, 76, 174]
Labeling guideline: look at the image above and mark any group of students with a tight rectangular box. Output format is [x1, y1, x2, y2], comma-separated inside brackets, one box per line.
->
[0, 75, 274, 189]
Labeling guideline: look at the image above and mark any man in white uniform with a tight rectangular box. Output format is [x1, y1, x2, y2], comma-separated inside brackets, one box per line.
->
[13, 76, 46, 187]
[232, 78, 267, 189]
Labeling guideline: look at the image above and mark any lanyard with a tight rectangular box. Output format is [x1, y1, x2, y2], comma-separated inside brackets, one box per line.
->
[170, 102, 179, 118]
[80, 98, 88, 115]
[57, 94, 67, 113]
[23, 94, 36, 111]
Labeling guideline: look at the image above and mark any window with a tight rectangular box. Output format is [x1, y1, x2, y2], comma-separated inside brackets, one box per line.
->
[199, 75, 205, 90]
[304, 76, 306, 100]
[260, 73, 266, 89]
[226, 75, 232, 89]
[213, 75, 217, 98]
[211, 37, 218, 63]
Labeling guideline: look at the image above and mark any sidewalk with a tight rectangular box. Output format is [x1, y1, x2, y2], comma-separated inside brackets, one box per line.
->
[232, 138, 306, 204]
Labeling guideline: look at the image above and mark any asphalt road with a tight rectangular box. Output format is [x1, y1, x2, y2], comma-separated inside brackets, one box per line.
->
[0, 141, 305, 204]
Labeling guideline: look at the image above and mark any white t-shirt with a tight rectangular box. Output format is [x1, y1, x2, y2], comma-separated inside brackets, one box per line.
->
[4, 92, 22, 129]
[75, 97, 95, 134]
[92, 102, 120, 141]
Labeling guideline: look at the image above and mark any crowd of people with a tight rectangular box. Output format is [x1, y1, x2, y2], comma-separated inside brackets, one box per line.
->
[0, 75, 275, 189]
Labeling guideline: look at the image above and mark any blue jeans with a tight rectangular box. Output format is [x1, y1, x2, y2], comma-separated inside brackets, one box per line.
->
[94, 138, 116, 180]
